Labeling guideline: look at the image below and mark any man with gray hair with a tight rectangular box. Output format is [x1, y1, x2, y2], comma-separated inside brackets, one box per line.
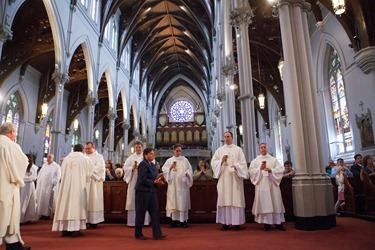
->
[0, 122, 30, 249]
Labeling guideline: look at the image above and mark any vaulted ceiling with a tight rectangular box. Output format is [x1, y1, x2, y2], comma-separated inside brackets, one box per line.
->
[0, 0, 374, 145]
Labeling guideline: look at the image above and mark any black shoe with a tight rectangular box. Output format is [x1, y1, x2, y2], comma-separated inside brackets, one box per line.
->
[135, 235, 148, 240]
[5, 242, 31, 250]
[70, 231, 83, 237]
[221, 225, 229, 231]
[233, 225, 241, 231]
[61, 231, 71, 237]
[87, 223, 98, 229]
[153, 235, 168, 240]
[263, 224, 271, 231]
[180, 222, 188, 228]
[275, 224, 286, 231]
[169, 221, 178, 228]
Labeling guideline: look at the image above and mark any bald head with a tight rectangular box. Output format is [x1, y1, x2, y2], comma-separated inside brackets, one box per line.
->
[47, 154, 54, 164]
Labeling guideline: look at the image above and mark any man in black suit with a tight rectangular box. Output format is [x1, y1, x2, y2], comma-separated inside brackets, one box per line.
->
[134, 148, 167, 240]
[351, 154, 363, 177]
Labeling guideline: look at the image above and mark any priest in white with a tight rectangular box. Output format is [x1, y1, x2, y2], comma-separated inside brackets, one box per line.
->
[123, 141, 150, 227]
[20, 154, 39, 224]
[0, 122, 29, 249]
[36, 153, 61, 220]
[249, 143, 286, 231]
[52, 144, 94, 237]
[162, 144, 193, 228]
[85, 141, 105, 229]
[211, 131, 248, 231]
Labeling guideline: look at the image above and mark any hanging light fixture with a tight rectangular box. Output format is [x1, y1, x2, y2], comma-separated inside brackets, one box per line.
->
[238, 124, 243, 135]
[41, 102, 48, 118]
[332, 0, 345, 15]
[73, 119, 79, 131]
[94, 129, 100, 139]
[258, 93, 265, 109]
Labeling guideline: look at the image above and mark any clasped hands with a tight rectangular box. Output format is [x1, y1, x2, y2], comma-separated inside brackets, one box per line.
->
[154, 173, 165, 187]
[260, 161, 271, 173]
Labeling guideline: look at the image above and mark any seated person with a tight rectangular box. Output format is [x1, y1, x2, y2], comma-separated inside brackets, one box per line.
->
[283, 161, 295, 178]
[193, 160, 213, 181]
[114, 168, 124, 181]
[360, 154, 375, 182]
[331, 158, 353, 178]
[325, 160, 335, 175]
[105, 160, 116, 181]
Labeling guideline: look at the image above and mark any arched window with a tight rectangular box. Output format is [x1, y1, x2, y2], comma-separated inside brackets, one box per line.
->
[2, 92, 22, 141]
[43, 116, 53, 159]
[328, 48, 353, 153]
[169, 100, 194, 122]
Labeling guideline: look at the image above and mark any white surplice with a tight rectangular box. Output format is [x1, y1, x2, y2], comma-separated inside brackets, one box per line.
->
[0, 135, 29, 245]
[52, 152, 93, 232]
[162, 156, 193, 222]
[20, 164, 38, 223]
[123, 153, 150, 226]
[249, 154, 285, 225]
[211, 144, 248, 225]
[36, 161, 61, 217]
[86, 151, 105, 224]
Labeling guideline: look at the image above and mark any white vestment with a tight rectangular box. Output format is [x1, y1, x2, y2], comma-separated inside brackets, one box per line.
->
[124, 153, 150, 226]
[52, 152, 93, 232]
[211, 144, 248, 225]
[86, 151, 105, 224]
[36, 161, 61, 217]
[20, 164, 38, 223]
[162, 156, 193, 222]
[0, 135, 29, 245]
[249, 154, 285, 225]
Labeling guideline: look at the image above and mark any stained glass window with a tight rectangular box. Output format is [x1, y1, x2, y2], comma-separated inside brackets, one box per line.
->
[2, 92, 21, 142]
[43, 116, 53, 159]
[328, 49, 353, 153]
[169, 100, 194, 122]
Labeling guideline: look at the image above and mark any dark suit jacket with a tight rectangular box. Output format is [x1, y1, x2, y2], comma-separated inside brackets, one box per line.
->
[351, 163, 362, 177]
[135, 159, 157, 193]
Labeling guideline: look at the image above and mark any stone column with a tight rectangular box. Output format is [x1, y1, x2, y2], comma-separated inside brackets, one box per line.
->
[50, 67, 70, 160]
[0, 25, 12, 61]
[85, 91, 98, 142]
[278, 0, 335, 230]
[107, 108, 117, 160]
[122, 120, 130, 161]
[230, 0, 257, 161]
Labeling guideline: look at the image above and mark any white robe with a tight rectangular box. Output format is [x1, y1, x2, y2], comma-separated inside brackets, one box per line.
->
[36, 161, 61, 217]
[20, 164, 38, 223]
[0, 135, 29, 245]
[249, 154, 285, 225]
[86, 151, 105, 224]
[162, 156, 193, 222]
[123, 153, 150, 226]
[211, 144, 248, 225]
[52, 152, 93, 232]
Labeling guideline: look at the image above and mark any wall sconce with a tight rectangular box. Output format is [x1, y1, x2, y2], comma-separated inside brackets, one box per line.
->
[41, 102, 48, 118]
[73, 119, 79, 131]
[278, 58, 284, 80]
[258, 93, 265, 109]
[94, 129, 100, 139]
[121, 142, 124, 150]
[131, 146, 134, 153]
[239, 124, 243, 135]
[332, 0, 345, 15]
[229, 83, 238, 90]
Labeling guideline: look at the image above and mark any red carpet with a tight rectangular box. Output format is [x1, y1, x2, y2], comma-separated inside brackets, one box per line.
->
[1, 218, 374, 250]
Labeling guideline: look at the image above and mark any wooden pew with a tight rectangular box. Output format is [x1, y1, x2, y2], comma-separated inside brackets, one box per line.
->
[362, 174, 375, 215]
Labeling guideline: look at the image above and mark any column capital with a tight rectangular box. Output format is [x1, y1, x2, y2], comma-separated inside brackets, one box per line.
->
[277, 0, 311, 12]
[86, 91, 98, 106]
[354, 46, 375, 74]
[229, 7, 254, 28]
[107, 108, 117, 120]
[0, 25, 13, 42]
[221, 60, 237, 77]
[122, 121, 130, 130]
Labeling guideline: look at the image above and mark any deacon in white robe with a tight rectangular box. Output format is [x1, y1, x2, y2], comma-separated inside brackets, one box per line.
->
[123, 141, 150, 227]
[211, 131, 248, 231]
[162, 144, 193, 227]
[20, 154, 39, 224]
[0, 122, 29, 248]
[85, 142, 105, 228]
[36, 154, 61, 219]
[249, 143, 286, 231]
[52, 144, 94, 236]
